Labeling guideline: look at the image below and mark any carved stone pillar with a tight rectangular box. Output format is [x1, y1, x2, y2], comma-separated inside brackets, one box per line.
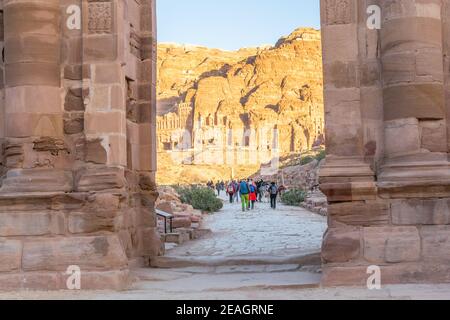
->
[320, 0, 450, 287]
[0, 0, 161, 291]
[1, 0, 70, 192]
[378, 0, 450, 195]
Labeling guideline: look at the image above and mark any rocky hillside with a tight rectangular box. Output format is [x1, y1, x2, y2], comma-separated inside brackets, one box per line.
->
[157, 44, 262, 114]
[156, 28, 324, 185]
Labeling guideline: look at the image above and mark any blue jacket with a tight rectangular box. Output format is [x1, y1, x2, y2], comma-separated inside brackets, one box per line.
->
[239, 181, 249, 195]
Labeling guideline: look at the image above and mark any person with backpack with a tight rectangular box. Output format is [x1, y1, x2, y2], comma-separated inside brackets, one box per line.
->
[233, 180, 240, 203]
[238, 179, 250, 212]
[249, 180, 257, 210]
[269, 182, 279, 209]
[226, 182, 236, 203]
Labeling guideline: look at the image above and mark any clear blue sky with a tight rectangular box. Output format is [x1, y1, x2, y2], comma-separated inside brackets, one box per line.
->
[157, 0, 320, 50]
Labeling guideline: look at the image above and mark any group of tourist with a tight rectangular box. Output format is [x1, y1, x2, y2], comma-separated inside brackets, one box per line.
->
[206, 178, 287, 212]
[225, 179, 284, 212]
[207, 180, 226, 196]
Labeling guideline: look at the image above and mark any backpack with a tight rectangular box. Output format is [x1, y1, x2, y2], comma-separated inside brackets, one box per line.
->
[239, 182, 249, 194]
[227, 185, 234, 193]
[250, 185, 256, 193]
[270, 185, 278, 195]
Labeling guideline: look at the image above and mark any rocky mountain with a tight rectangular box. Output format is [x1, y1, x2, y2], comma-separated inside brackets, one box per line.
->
[156, 28, 324, 185]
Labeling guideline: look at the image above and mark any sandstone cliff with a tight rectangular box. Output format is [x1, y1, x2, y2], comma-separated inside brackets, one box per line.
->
[157, 28, 324, 185]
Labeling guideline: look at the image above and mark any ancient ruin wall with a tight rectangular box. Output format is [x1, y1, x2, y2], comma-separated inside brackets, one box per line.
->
[320, 0, 450, 286]
[0, 0, 161, 290]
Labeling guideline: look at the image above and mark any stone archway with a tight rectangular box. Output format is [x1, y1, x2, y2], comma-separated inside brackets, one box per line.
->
[319, 0, 450, 286]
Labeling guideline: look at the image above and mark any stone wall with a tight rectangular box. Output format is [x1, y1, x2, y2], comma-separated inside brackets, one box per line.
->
[0, 0, 161, 291]
[320, 0, 450, 286]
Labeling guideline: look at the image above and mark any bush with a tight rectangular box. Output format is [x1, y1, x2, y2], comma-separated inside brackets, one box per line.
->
[300, 155, 315, 165]
[315, 149, 326, 162]
[174, 186, 223, 213]
[281, 189, 307, 206]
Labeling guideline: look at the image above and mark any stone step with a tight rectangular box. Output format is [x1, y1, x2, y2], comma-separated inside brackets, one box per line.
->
[160, 227, 212, 246]
[150, 252, 321, 269]
[162, 232, 190, 245]
[133, 267, 322, 292]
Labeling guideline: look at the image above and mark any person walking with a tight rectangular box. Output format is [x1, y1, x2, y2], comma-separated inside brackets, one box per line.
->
[226, 182, 235, 203]
[216, 181, 222, 196]
[238, 179, 250, 212]
[269, 182, 279, 209]
[249, 181, 257, 210]
[233, 180, 240, 203]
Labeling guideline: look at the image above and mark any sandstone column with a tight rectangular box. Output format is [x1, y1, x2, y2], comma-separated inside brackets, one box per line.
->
[320, 0, 450, 287]
[1, 0, 73, 192]
[319, 0, 377, 207]
[378, 0, 450, 189]
[0, 0, 161, 291]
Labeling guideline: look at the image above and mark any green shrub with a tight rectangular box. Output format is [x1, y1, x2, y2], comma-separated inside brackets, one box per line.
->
[174, 186, 223, 213]
[300, 155, 315, 165]
[315, 149, 326, 162]
[281, 189, 307, 206]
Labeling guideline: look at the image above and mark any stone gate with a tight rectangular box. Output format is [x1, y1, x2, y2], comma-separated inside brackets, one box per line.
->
[320, 0, 450, 286]
[0, 0, 160, 290]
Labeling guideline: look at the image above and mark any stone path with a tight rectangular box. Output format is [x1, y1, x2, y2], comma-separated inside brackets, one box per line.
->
[165, 195, 327, 258]
[2, 198, 450, 300]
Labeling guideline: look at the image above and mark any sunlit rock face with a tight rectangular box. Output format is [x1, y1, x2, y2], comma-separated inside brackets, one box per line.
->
[156, 28, 324, 185]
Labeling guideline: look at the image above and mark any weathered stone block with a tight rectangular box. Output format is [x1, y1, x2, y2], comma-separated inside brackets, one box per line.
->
[0, 240, 21, 272]
[363, 227, 421, 263]
[383, 84, 444, 121]
[5, 63, 60, 87]
[137, 228, 163, 256]
[421, 226, 450, 262]
[321, 24, 358, 63]
[329, 202, 389, 226]
[323, 61, 357, 88]
[392, 199, 450, 225]
[384, 118, 420, 156]
[322, 228, 360, 263]
[419, 120, 447, 152]
[0, 169, 73, 193]
[85, 111, 124, 134]
[83, 35, 118, 62]
[64, 116, 84, 135]
[64, 88, 84, 112]
[22, 235, 128, 271]
[322, 0, 355, 25]
[4, 2, 59, 36]
[94, 63, 121, 84]
[68, 212, 115, 234]
[76, 167, 126, 192]
[5, 113, 64, 138]
[5, 35, 60, 64]
[85, 138, 107, 164]
[0, 212, 52, 236]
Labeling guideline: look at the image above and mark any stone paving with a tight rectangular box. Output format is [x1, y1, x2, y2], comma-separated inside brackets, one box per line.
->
[166, 195, 327, 258]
